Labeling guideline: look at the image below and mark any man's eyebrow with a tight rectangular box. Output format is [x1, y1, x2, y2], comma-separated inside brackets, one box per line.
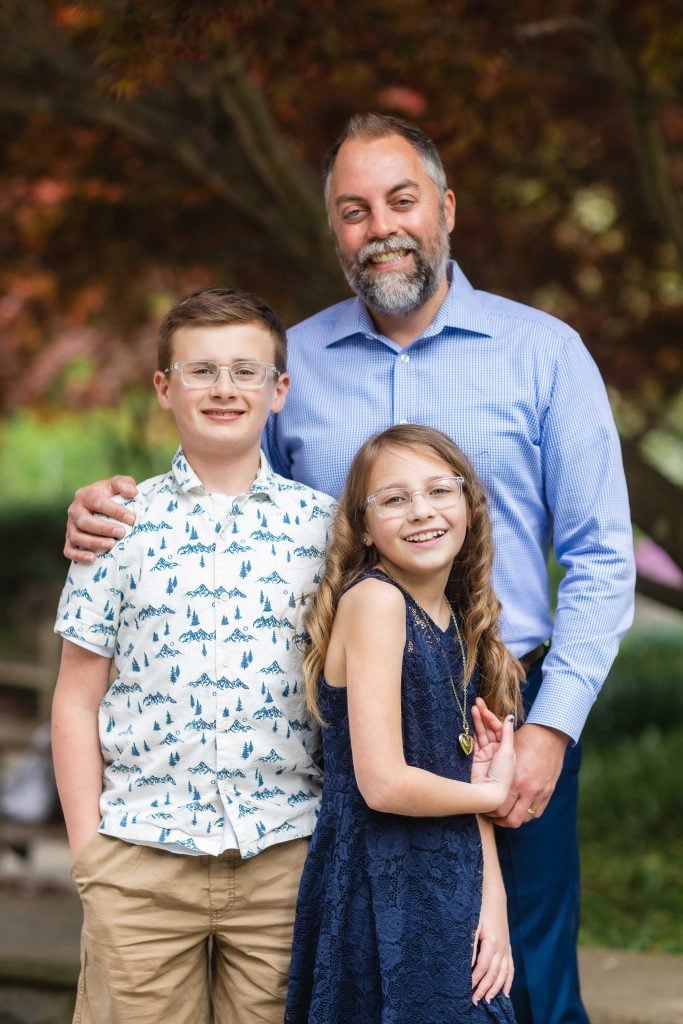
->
[334, 179, 421, 207]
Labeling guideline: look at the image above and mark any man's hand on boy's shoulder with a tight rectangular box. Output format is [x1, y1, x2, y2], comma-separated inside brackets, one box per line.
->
[65, 475, 139, 564]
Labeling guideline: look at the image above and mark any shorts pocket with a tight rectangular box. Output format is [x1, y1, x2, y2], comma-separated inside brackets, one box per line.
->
[71, 830, 105, 883]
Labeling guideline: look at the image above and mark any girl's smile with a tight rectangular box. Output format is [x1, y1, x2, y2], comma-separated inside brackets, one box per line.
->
[363, 445, 468, 605]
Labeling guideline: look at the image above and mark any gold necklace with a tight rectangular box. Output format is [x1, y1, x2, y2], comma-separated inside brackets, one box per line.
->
[446, 606, 473, 756]
[377, 567, 473, 756]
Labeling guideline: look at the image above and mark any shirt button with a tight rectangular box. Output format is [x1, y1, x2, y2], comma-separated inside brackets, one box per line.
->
[400, 353, 410, 363]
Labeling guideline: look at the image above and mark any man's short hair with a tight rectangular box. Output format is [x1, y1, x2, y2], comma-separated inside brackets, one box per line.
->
[158, 287, 287, 372]
[322, 113, 448, 205]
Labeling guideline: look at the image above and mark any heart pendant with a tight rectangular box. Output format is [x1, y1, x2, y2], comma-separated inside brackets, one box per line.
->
[458, 732, 473, 756]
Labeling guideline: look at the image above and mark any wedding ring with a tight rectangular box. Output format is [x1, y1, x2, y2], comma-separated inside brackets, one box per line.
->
[527, 807, 537, 816]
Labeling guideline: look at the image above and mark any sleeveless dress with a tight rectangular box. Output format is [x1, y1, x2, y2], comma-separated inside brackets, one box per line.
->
[285, 570, 517, 1024]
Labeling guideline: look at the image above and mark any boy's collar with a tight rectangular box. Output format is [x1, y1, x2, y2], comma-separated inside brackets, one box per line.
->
[171, 447, 278, 500]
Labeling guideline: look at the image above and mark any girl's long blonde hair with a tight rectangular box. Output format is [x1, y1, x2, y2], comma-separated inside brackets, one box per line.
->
[303, 425, 524, 724]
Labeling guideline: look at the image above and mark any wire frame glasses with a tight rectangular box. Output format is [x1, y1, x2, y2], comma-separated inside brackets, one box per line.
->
[366, 476, 465, 518]
[165, 359, 280, 389]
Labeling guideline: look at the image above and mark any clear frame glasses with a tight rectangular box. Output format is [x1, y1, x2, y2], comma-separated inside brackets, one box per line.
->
[165, 359, 280, 390]
[366, 476, 465, 519]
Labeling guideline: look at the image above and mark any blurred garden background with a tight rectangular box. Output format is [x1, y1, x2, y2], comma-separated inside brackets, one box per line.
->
[0, 0, 681, 959]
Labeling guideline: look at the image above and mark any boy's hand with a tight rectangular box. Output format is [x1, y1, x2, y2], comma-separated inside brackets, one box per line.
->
[65, 476, 139, 563]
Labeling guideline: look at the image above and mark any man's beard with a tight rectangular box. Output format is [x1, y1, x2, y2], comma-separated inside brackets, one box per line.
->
[336, 214, 451, 318]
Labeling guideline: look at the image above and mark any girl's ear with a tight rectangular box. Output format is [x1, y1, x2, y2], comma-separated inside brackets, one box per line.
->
[362, 534, 373, 546]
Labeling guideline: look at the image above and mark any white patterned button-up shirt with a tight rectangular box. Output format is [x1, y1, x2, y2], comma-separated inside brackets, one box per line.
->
[55, 449, 335, 858]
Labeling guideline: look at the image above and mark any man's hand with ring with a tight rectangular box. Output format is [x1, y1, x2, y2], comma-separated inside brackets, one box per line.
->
[489, 723, 569, 828]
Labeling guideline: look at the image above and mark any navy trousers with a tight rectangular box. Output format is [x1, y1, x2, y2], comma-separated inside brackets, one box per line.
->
[495, 660, 590, 1024]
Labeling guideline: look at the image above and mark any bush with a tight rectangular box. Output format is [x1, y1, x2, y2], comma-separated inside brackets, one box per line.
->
[580, 727, 683, 952]
[583, 627, 683, 742]
[0, 503, 67, 646]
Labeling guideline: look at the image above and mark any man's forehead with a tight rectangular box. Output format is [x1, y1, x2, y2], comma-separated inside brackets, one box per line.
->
[333, 178, 422, 207]
[329, 134, 431, 198]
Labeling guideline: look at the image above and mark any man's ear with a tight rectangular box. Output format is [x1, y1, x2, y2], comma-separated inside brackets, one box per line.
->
[444, 189, 456, 233]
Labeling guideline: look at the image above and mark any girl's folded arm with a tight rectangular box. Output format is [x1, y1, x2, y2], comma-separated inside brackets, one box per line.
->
[340, 579, 510, 817]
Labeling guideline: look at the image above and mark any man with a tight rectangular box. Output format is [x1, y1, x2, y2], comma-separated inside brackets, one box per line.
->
[65, 113, 635, 1024]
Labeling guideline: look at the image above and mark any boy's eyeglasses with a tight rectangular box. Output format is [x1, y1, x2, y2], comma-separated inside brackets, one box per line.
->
[165, 359, 281, 390]
[365, 477, 465, 518]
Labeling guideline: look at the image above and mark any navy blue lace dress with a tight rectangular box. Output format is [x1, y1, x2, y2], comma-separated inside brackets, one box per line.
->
[285, 570, 516, 1023]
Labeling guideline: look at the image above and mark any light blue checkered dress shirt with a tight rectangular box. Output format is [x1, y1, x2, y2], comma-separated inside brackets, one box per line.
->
[264, 261, 635, 742]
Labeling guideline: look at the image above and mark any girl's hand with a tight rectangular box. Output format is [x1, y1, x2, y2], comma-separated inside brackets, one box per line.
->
[471, 698, 515, 798]
[471, 698, 503, 784]
[471, 886, 514, 1006]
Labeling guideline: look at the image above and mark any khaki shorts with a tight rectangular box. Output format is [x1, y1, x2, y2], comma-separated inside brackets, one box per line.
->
[71, 833, 309, 1024]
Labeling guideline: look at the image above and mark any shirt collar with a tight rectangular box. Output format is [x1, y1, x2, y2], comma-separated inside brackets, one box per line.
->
[171, 447, 278, 501]
[325, 260, 494, 347]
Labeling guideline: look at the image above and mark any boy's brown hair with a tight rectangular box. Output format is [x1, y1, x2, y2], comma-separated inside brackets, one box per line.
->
[158, 287, 287, 372]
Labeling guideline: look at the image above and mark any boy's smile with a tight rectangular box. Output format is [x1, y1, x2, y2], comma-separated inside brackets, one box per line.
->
[154, 323, 290, 492]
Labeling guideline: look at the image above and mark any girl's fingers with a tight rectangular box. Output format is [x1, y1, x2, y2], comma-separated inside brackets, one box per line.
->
[472, 699, 501, 745]
[503, 954, 515, 997]
[473, 952, 511, 1005]
[472, 950, 502, 1004]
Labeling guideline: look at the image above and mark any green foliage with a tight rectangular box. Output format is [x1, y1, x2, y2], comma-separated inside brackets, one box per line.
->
[583, 626, 683, 742]
[581, 727, 683, 845]
[579, 624, 683, 951]
[0, 406, 176, 509]
[580, 728, 683, 952]
[0, 405, 175, 647]
[0, 500, 69, 651]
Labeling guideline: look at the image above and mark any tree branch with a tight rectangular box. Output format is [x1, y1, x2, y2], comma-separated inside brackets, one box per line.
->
[622, 438, 683, 570]
[591, 0, 683, 264]
[635, 574, 683, 611]
[0, 1, 340, 299]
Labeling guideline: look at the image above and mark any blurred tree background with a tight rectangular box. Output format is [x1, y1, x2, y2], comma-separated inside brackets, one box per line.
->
[0, 0, 681, 950]
[0, 0, 682, 603]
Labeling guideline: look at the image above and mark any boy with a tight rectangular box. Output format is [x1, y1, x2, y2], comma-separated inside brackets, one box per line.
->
[52, 288, 336, 1024]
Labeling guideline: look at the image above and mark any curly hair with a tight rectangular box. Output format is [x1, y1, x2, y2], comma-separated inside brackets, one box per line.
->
[303, 425, 523, 724]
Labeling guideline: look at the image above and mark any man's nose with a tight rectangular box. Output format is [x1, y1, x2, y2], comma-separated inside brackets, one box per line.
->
[366, 205, 398, 239]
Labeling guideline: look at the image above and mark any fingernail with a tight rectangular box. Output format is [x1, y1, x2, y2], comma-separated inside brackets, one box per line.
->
[112, 527, 125, 538]
[123, 513, 135, 525]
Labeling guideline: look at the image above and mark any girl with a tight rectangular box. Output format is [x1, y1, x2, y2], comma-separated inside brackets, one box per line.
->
[285, 425, 524, 1024]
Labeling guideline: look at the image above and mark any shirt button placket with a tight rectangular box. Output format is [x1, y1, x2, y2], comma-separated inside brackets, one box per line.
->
[393, 350, 412, 425]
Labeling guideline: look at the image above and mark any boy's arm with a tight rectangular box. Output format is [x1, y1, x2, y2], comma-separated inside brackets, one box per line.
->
[52, 639, 111, 859]
[64, 476, 139, 564]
